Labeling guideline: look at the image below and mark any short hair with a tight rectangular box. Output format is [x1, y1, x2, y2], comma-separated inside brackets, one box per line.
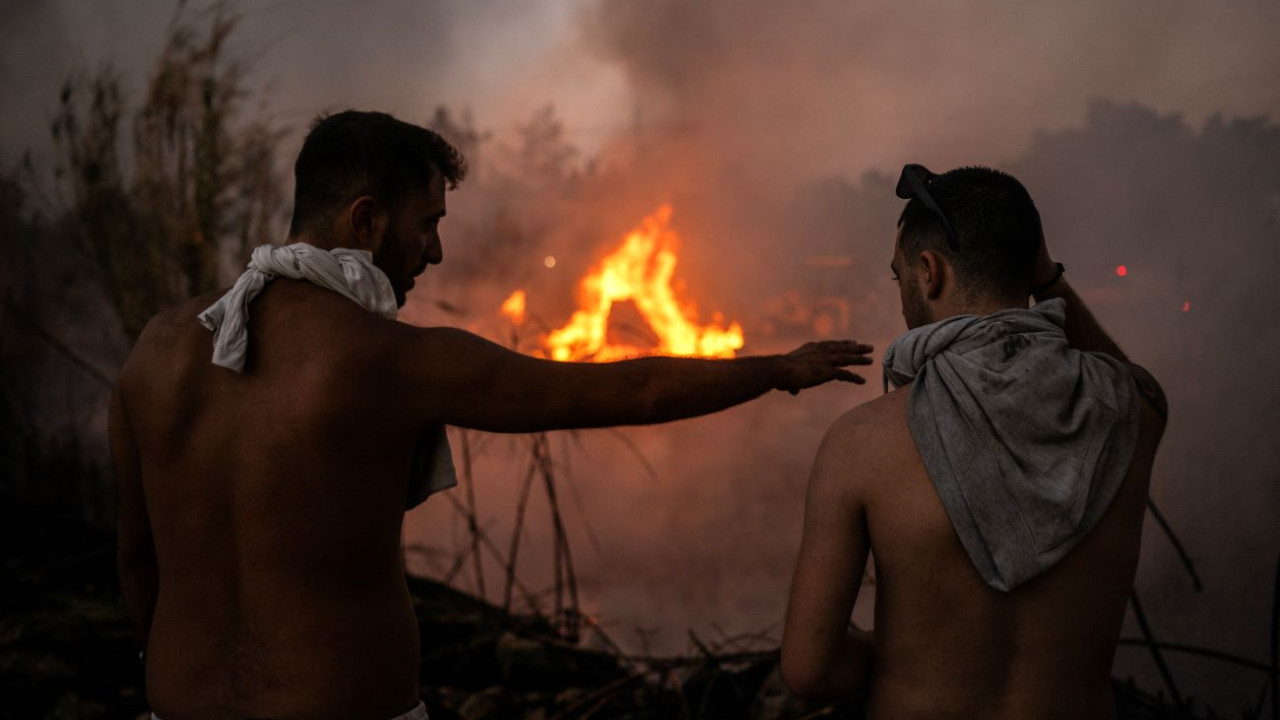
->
[897, 166, 1043, 301]
[288, 110, 468, 237]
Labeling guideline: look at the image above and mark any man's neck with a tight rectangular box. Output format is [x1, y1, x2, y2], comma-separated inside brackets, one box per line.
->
[930, 295, 1027, 323]
[287, 232, 360, 252]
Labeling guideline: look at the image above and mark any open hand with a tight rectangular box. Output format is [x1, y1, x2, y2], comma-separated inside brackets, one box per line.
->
[776, 340, 875, 395]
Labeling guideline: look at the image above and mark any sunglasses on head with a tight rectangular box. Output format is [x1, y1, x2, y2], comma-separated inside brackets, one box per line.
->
[895, 163, 959, 252]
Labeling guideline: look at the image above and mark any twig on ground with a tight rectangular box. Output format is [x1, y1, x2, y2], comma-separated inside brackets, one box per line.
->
[443, 492, 542, 614]
[547, 673, 643, 720]
[459, 430, 486, 600]
[503, 457, 538, 613]
[605, 427, 659, 481]
[1146, 498, 1203, 591]
[558, 431, 604, 556]
[1130, 590, 1183, 707]
[1115, 639, 1277, 675]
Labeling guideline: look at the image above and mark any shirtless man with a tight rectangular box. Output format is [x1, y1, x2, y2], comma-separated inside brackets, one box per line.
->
[110, 110, 875, 720]
[780, 165, 1167, 718]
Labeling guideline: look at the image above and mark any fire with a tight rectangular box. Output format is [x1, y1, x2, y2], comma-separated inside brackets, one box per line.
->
[501, 289, 527, 325]
[504, 205, 745, 362]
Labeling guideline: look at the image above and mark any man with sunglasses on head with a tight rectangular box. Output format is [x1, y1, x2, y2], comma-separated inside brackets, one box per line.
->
[781, 165, 1168, 718]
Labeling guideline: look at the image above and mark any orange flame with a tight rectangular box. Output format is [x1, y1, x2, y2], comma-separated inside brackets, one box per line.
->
[501, 289, 526, 325]
[507, 205, 745, 362]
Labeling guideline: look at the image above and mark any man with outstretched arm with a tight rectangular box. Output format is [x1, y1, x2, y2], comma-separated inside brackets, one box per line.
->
[109, 110, 875, 720]
[781, 165, 1167, 718]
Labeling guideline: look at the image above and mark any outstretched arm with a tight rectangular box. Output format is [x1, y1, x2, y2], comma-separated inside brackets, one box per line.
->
[109, 383, 157, 653]
[394, 327, 874, 434]
[781, 412, 874, 700]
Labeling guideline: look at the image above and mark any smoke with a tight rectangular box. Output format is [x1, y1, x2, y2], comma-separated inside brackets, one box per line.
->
[407, 99, 1280, 712]
[406, 1, 1280, 712]
[582, 0, 1280, 180]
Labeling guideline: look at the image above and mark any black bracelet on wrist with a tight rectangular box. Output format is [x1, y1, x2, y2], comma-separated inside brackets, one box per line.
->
[1031, 262, 1066, 296]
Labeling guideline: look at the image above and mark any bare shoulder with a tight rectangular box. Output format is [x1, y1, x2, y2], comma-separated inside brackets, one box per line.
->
[810, 388, 913, 499]
[823, 387, 911, 455]
[376, 321, 513, 371]
[135, 292, 222, 344]
[121, 291, 226, 381]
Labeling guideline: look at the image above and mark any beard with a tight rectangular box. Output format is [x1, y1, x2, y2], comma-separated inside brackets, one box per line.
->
[901, 280, 932, 330]
[372, 234, 412, 308]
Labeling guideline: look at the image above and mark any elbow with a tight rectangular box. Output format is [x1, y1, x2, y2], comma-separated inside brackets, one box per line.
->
[780, 650, 829, 701]
[781, 664, 870, 703]
[780, 635, 873, 701]
[781, 667, 819, 701]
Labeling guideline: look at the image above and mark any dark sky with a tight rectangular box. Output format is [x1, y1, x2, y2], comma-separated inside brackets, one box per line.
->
[4, 0, 1278, 176]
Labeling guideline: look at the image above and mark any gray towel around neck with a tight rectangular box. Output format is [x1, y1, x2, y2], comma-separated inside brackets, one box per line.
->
[883, 298, 1140, 591]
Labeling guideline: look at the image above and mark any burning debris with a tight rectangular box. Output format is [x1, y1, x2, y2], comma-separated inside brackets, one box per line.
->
[502, 289, 528, 326]
[501, 206, 745, 362]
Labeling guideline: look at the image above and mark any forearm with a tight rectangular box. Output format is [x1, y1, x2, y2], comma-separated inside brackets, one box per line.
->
[118, 555, 158, 650]
[1033, 272, 1127, 362]
[432, 329, 867, 432]
[628, 354, 785, 425]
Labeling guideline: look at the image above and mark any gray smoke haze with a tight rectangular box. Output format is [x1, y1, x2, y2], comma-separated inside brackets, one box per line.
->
[407, 2, 1280, 712]
[408, 110, 1280, 719]
[5, 0, 1279, 714]
[583, 0, 1280, 179]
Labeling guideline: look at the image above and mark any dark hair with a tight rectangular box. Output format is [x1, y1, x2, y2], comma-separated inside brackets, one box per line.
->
[897, 166, 1043, 301]
[288, 110, 468, 238]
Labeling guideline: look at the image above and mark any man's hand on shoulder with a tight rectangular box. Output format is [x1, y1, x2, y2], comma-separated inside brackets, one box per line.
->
[1029, 232, 1129, 361]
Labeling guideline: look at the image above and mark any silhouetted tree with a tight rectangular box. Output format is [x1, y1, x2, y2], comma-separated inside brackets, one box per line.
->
[51, 2, 284, 342]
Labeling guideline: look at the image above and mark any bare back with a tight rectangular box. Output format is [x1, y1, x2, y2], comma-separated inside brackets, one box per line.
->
[119, 280, 427, 720]
[853, 384, 1164, 719]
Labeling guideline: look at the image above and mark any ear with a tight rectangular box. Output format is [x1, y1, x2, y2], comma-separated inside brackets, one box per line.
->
[347, 196, 390, 252]
[918, 250, 946, 300]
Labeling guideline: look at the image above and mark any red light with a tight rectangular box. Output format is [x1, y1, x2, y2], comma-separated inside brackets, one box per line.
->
[1116, 265, 1128, 277]
[1182, 301, 1191, 312]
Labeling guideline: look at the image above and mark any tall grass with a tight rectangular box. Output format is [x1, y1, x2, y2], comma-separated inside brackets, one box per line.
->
[50, 2, 284, 342]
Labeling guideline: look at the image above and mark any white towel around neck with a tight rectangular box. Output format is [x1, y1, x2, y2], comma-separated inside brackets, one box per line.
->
[197, 242, 456, 507]
[198, 243, 398, 372]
